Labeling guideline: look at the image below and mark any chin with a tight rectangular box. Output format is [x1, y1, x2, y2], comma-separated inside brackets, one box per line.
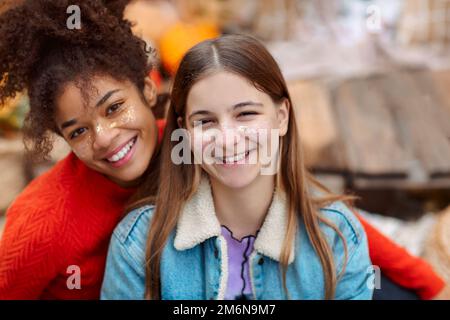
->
[107, 160, 149, 185]
[210, 165, 261, 190]
[125, 162, 149, 180]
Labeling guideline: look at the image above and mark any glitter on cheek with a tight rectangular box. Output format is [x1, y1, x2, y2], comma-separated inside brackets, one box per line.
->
[116, 107, 137, 126]
[96, 119, 120, 136]
[95, 122, 105, 135]
[108, 121, 118, 129]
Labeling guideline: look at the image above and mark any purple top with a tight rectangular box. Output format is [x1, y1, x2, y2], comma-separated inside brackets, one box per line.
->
[220, 225, 256, 300]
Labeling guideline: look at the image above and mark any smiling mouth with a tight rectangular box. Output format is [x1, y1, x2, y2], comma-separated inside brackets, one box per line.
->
[105, 136, 137, 163]
[215, 149, 256, 164]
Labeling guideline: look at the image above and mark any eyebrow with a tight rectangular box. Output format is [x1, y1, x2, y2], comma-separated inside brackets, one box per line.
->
[188, 101, 263, 121]
[60, 89, 121, 131]
[233, 101, 263, 109]
[95, 89, 121, 108]
[60, 119, 77, 131]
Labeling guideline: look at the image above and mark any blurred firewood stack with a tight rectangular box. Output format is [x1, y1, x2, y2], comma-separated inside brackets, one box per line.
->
[289, 68, 450, 194]
[398, 0, 450, 47]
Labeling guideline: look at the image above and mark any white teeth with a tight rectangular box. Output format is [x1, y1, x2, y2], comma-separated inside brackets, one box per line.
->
[219, 151, 249, 164]
[107, 139, 135, 163]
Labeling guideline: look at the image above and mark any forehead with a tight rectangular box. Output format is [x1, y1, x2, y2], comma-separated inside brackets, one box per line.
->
[186, 71, 271, 114]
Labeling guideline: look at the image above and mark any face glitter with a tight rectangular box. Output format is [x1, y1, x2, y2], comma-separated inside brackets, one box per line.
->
[108, 121, 118, 129]
[117, 107, 137, 126]
[95, 122, 105, 135]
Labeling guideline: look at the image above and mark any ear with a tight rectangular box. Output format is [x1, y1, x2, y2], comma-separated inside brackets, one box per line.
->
[277, 98, 290, 136]
[143, 77, 158, 107]
[177, 116, 184, 128]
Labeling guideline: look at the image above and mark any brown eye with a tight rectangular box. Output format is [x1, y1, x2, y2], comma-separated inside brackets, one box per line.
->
[193, 119, 214, 127]
[106, 102, 123, 116]
[70, 127, 87, 139]
[238, 111, 258, 117]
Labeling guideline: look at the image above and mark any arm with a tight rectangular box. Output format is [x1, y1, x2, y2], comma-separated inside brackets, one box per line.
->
[334, 222, 373, 300]
[101, 232, 146, 300]
[357, 214, 445, 300]
[0, 205, 63, 299]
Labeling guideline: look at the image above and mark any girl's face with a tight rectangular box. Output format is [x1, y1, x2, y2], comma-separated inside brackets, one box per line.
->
[55, 76, 158, 187]
[184, 71, 289, 189]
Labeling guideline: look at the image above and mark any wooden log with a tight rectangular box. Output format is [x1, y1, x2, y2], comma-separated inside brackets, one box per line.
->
[397, 0, 450, 46]
[353, 175, 450, 190]
[379, 70, 450, 178]
[288, 80, 347, 171]
[331, 76, 410, 176]
[431, 69, 450, 138]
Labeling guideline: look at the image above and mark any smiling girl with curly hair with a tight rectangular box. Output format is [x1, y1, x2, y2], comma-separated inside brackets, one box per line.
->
[0, 0, 163, 299]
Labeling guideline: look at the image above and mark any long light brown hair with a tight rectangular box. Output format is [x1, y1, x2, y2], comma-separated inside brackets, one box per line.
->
[140, 34, 353, 300]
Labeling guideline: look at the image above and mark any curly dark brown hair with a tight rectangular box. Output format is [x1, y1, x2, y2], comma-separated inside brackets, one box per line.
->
[0, 0, 153, 161]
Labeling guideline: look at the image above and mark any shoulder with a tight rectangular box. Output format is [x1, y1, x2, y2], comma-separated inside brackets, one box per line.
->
[3, 154, 85, 246]
[314, 201, 371, 277]
[111, 205, 155, 260]
[4, 154, 79, 225]
[318, 201, 366, 249]
[102, 205, 154, 300]
[7, 153, 78, 216]
[1, 186, 66, 270]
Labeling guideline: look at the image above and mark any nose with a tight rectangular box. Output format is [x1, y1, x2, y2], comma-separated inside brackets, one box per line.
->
[92, 121, 120, 152]
[216, 124, 242, 154]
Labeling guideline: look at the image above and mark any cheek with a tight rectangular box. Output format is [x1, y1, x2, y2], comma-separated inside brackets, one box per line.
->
[190, 128, 213, 157]
[107, 107, 139, 130]
[120, 107, 139, 125]
[94, 122, 108, 135]
[71, 134, 94, 160]
[238, 120, 276, 146]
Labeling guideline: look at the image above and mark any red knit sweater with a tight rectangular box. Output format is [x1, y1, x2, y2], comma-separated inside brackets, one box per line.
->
[358, 215, 445, 299]
[0, 152, 136, 299]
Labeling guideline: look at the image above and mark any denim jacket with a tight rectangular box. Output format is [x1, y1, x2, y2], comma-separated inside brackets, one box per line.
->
[101, 177, 373, 300]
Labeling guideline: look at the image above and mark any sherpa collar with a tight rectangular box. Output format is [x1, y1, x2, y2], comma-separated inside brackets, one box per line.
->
[173, 176, 295, 264]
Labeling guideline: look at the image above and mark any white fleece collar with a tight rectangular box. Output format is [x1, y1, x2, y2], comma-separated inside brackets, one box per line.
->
[173, 176, 295, 264]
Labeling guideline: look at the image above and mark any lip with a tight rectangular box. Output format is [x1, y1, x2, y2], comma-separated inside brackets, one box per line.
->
[215, 149, 257, 167]
[105, 136, 138, 168]
[214, 145, 258, 159]
[103, 136, 137, 160]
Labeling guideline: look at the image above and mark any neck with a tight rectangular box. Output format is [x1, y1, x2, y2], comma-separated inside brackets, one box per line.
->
[210, 174, 275, 240]
[107, 174, 142, 189]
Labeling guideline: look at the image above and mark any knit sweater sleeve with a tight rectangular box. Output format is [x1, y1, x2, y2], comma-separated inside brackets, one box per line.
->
[0, 198, 65, 299]
[357, 214, 445, 300]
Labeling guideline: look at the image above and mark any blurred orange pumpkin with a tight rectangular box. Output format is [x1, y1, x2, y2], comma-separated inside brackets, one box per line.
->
[159, 21, 219, 76]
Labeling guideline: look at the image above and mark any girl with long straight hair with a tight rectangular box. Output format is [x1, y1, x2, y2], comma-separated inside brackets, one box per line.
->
[101, 34, 373, 300]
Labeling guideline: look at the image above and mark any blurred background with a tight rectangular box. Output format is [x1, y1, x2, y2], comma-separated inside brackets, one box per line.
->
[0, 0, 449, 282]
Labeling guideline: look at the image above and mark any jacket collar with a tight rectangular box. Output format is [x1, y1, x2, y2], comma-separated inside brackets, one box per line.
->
[173, 176, 295, 264]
